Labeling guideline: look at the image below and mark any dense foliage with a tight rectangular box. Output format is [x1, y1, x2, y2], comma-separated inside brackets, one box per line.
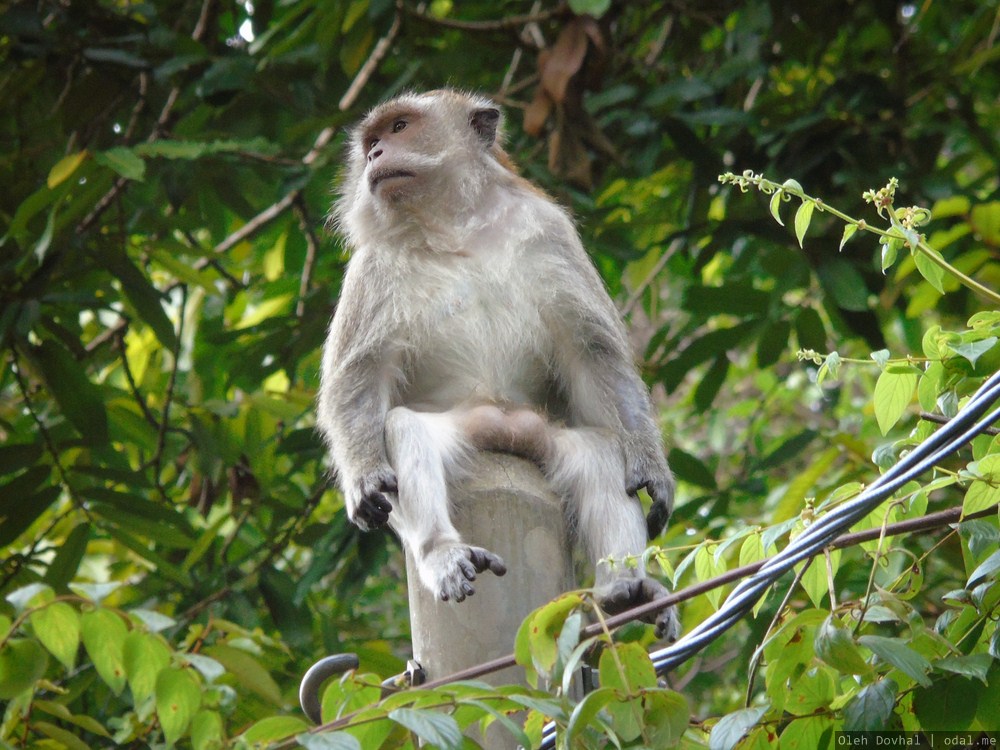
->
[1, 0, 998, 747]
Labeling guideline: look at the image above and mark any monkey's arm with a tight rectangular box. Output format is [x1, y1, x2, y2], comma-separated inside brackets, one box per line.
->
[317, 257, 399, 531]
[546, 240, 674, 538]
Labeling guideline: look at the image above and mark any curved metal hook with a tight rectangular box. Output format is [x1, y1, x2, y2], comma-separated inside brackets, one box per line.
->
[299, 653, 360, 725]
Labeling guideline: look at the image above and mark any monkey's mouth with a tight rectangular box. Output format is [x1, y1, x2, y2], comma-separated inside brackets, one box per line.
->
[369, 169, 415, 191]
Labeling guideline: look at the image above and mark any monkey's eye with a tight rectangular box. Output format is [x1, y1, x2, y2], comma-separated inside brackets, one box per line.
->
[368, 138, 379, 152]
[391, 119, 407, 133]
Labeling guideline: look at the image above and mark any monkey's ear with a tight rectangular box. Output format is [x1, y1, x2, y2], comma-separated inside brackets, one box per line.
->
[470, 108, 500, 145]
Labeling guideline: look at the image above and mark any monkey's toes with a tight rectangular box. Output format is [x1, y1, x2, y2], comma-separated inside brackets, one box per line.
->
[598, 577, 679, 641]
[466, 546, 506, 577]
[355, 492, 392, 529]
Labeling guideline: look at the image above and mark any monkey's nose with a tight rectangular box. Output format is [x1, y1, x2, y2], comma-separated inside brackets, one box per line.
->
[368, 148, 382, 163]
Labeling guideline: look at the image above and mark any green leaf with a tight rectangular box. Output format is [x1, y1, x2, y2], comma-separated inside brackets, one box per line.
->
[388, 708, 463, 750]
[949, 337, 998, 367]
[667, 447, 717, 489]
[565, 687, 616, 745]
[123, 630, 172, 704]
[241, 716, 311, 744]
[642, 690, 689, 748]
[203, 644, 282, 706]
[873, 365, 919, 434]
[769, 190, 785, 226]
[43, 523, 90, 590]
[0, 639, 49, 699]
[27, 340, 109, 443]
[839, 223, 858, 251]
[191, 710, 225, 750]
[784, 667, 835, 715]
[93, 147, 146, 181]
[935, 653, 992, 683]
[599, 642, 658, 693]
[107, 255, 178, 350]
[47, 151, 88, 188]
[30, 602, 80, 670]
[913, 248, 945, 293]
[843, 679, 897, 731]
[514, 593, 584, 684]
[964, 479, 1000, 516]
[708, 706, 767, 750]
[568, 0, 612, 16]
[155, 668, 202, 746]
[794, 200, 814, 248]
[814, 616, 870, 675]
[81, 608, 128, 694]
[33, 721, 90, 750]
[967, 549, 1000, 589]
[912, 674, 982, 731]
[858, 635, 932, 687]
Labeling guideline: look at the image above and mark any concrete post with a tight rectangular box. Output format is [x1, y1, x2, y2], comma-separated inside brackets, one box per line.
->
[405, 451, 575, 690]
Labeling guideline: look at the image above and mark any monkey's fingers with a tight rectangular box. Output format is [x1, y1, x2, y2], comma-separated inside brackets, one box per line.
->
[466, 546, 507, 577]
[358, 492, 393, 528]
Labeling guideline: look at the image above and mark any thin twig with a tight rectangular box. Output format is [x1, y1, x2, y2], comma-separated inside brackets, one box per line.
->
[621, 235, 685, 317]
[151, 286, 186, 488]
[921, 411, 1000, 436]
[294, 196, 319, 319]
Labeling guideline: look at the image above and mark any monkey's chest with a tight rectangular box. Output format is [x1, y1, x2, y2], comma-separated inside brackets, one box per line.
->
[404, 278, 552, 406]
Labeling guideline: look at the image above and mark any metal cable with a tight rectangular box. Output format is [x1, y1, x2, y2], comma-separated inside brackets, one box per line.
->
[537, 370, 1000, 749]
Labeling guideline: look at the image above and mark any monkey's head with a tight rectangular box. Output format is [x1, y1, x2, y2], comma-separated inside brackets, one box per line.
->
[335, 90, 509, 244]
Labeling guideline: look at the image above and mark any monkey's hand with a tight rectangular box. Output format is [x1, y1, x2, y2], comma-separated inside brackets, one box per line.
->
[347, 466, 397, 531]
[597, 577, 680, 642]
[421, 544, 507, 603]
[626, 458, 675, 540]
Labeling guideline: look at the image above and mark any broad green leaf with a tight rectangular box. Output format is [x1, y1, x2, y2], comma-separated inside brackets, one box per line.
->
[156, 668, 202, 746]
[794, 200, 814, 248]
[81, 608, 128, 694]
[814, 616, 870, 675]
[568, 0, 612, 17]
[858, 635, 932, 687]
[191, 710, 225, 750]
[912, 674, 982, 731]
[970, 201, 1000, 245]
[966, 549, 1000, 589]
[964, 480, 1000, 516]
[514, 593, 584, 683]
[777, 715, 834, 750]
[934, 653, 992, 683]
[843, 679, 897, 731]
[913, 248, 945, 293]
[27, 340, 109, 443]
[241, 716, 311, 743]
[694, 544, 726, 608]
[47, 151, 88, 187]
[708, 706, 767, 750]
[203, 644, 282, 706]
[32, 721, 90, 750]
[784, 667, 835, 716]
[123, 631, 171, 703]
[881, 237, 900, 271]
[949, 336, 998, 367]
[0, 476, 59, 548]
[599, 642, 657, 694]
[667, 447, 717, 489]
[30, 602, 80, 670]
[388, 708, 462, 750]
[93, 147, 146, 181]
[0, 639, 49, 699]
[565, 687, 616, 745]
[642, 690, 689, 748]
[43, 523, 90, 590]
[33, 700, 112, 738]
[873, 366, 919, 434]
[839, 222, 858, 251]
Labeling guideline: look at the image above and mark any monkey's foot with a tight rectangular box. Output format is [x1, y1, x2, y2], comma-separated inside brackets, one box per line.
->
[598, 577, 680, 642]
[422, 544, 507, 603]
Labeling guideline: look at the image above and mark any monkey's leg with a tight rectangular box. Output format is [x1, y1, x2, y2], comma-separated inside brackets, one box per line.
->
[384, 407, 507, 603]
[545, 428, 680, 641]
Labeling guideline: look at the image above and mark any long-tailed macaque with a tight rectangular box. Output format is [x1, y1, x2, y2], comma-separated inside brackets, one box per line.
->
[318, 90, 678, 639]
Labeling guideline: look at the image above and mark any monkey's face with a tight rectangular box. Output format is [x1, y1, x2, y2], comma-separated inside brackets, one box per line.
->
[360, 108, 429, 203]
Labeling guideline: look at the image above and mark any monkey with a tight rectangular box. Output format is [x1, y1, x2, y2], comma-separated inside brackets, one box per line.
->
[317, 89, 678, 640]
